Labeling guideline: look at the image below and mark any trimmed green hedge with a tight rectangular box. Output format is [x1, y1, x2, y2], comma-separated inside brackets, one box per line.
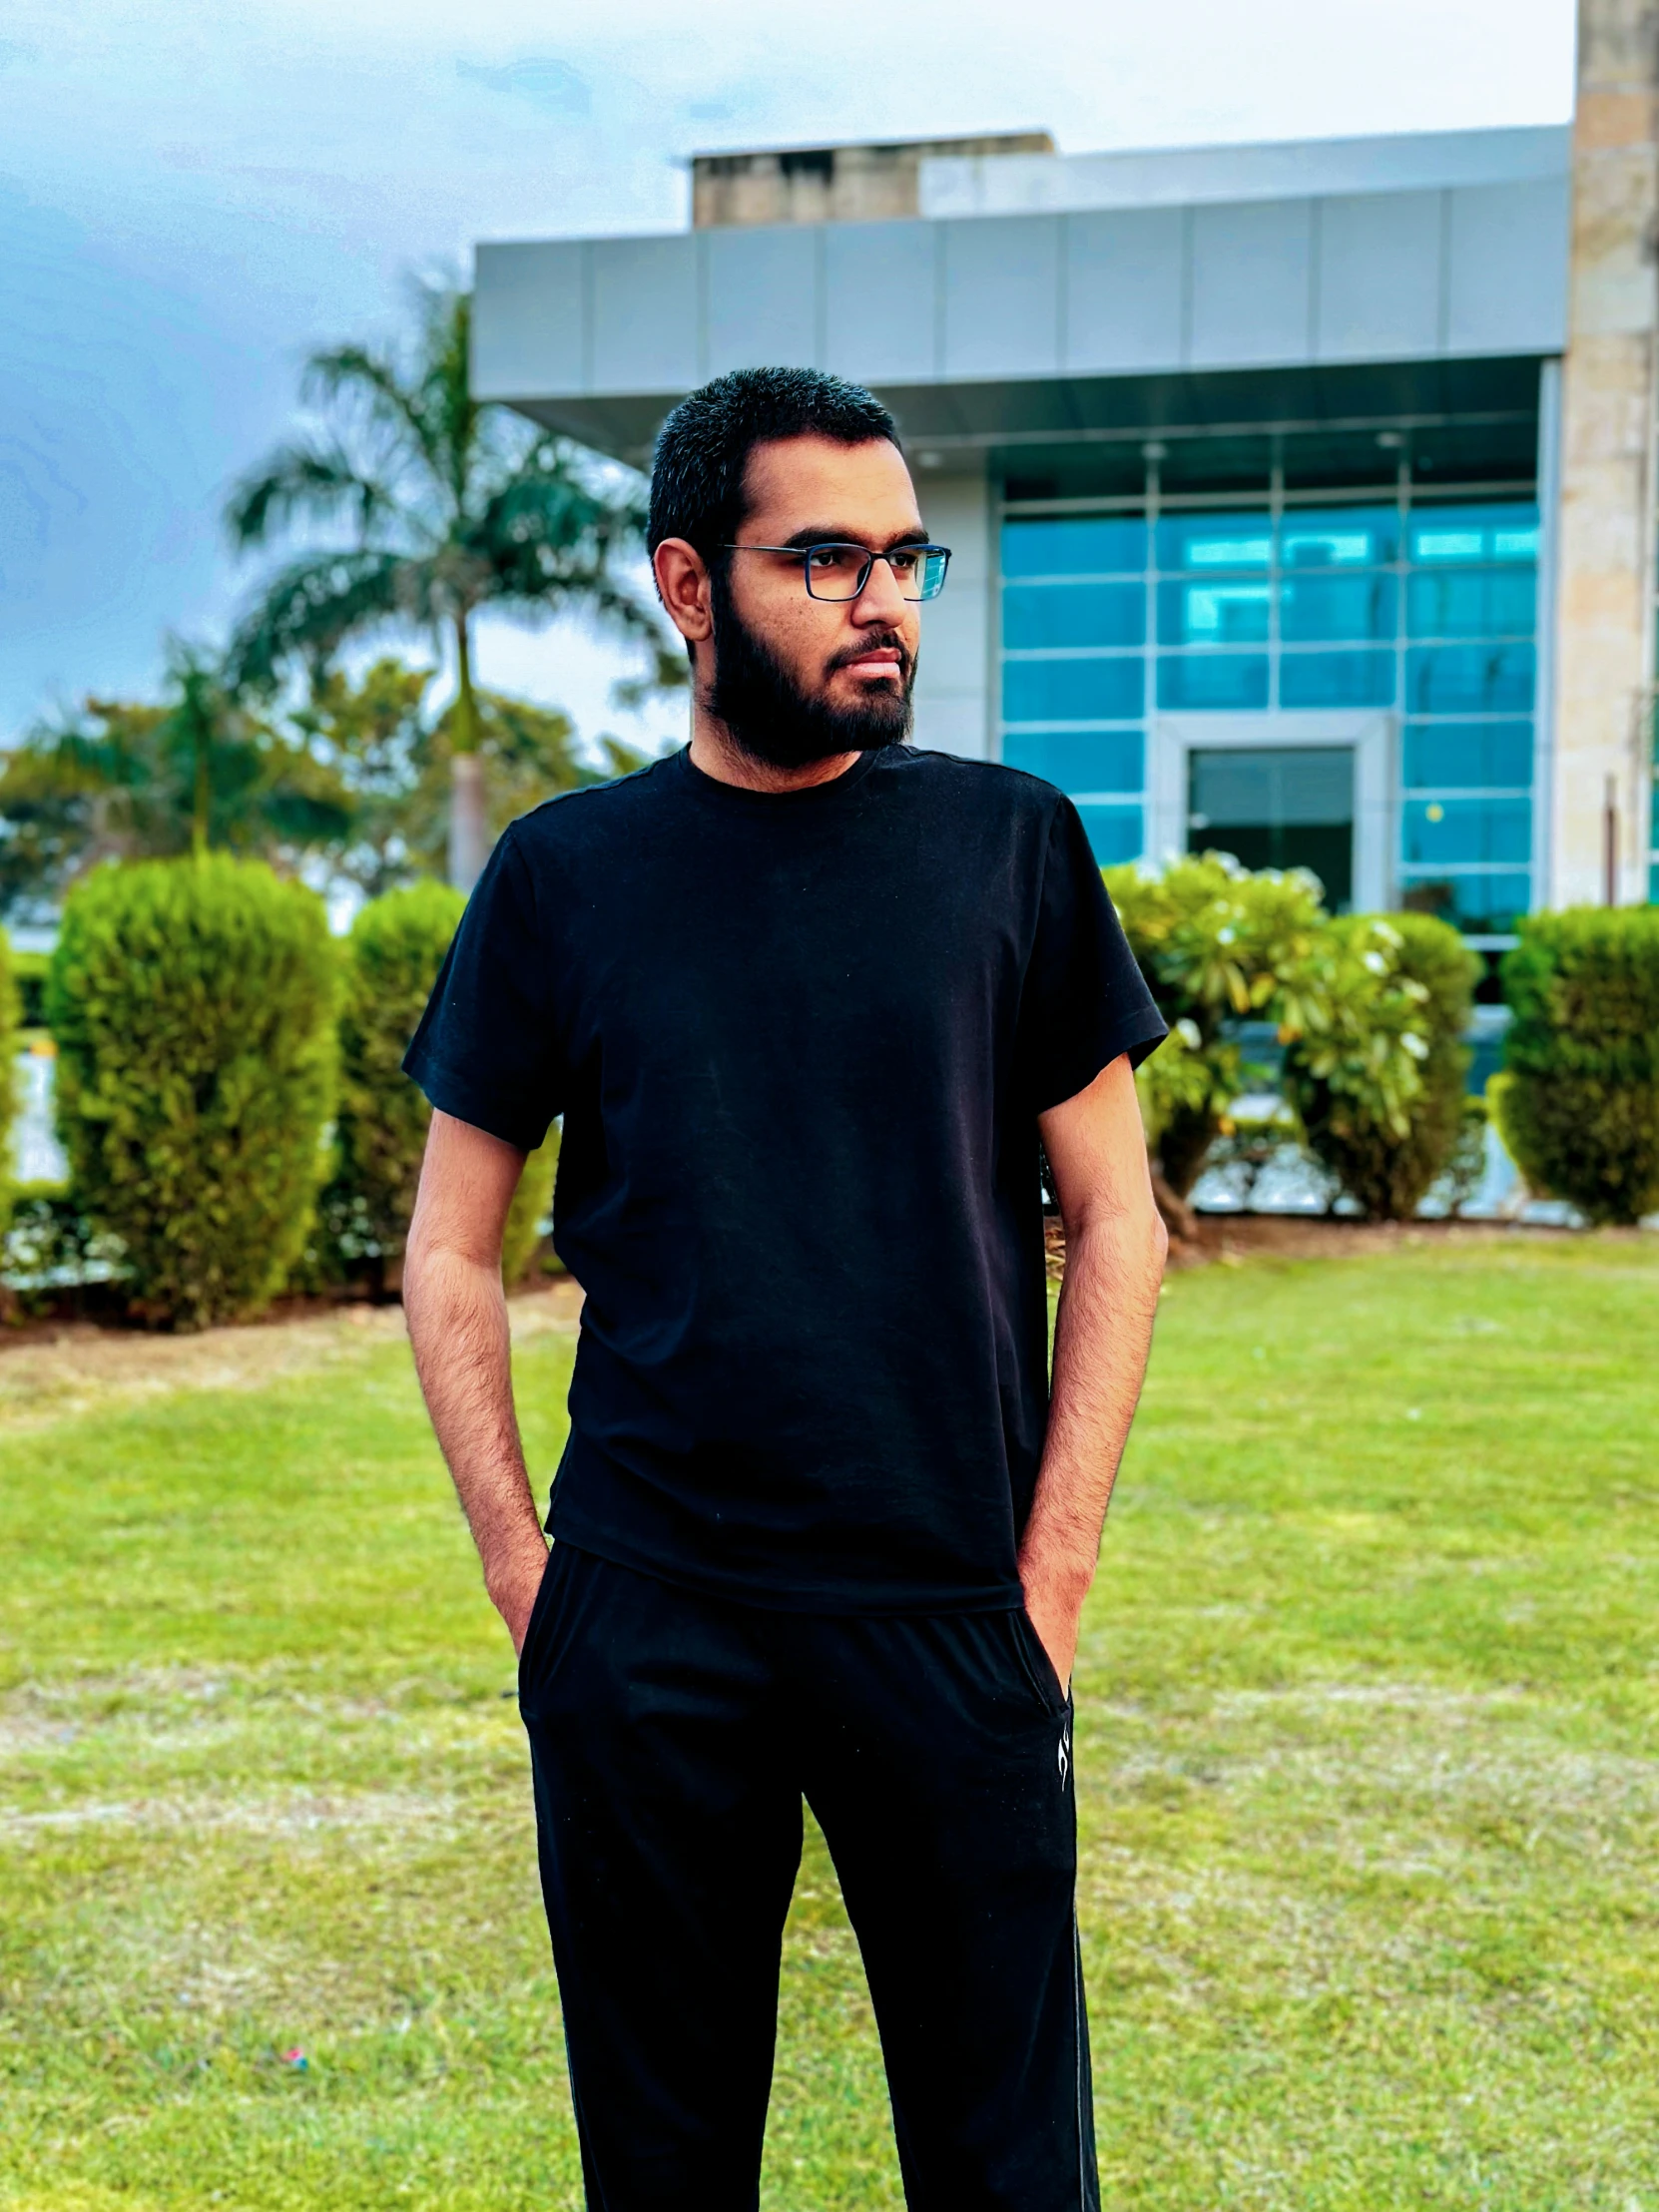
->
[334, 881, 468, 1274]
[1495, 908, 1659, 1226]
[0, 929, 19, 1238]
[1287, 912, 1480, 1220]
[48, 856, 336, 1327]
[332, 881, 558, 1289]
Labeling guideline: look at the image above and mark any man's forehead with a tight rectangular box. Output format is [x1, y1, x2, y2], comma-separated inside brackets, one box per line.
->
[742, 433, 921, 531]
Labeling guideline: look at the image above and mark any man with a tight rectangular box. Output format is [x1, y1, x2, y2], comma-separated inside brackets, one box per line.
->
[401, 366, 1168, 2210]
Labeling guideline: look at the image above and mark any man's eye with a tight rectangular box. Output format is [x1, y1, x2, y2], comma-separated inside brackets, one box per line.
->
[889, 549, 919, 575]
[807, 546, 852, 571]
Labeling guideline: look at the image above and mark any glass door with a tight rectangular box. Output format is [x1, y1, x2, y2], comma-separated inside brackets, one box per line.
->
[1187, 745, 1356, 910]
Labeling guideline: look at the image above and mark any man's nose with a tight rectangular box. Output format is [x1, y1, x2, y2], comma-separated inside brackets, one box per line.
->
[853, 555, 909, 625]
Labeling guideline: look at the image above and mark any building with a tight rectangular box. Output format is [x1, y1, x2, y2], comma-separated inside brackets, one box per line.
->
[471, 2, 1659, 966]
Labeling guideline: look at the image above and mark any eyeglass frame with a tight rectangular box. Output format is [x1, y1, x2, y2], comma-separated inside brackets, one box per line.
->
[720, 540, 952, 602]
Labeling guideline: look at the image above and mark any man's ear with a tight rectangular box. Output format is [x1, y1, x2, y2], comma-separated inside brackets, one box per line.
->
[653, 538, 714, 645]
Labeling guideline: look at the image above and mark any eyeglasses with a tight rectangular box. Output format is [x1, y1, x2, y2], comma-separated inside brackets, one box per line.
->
[723, 541, 952, 602]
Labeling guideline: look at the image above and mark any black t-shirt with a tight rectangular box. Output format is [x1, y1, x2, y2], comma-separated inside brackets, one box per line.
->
[405, 744, 1165, 1613]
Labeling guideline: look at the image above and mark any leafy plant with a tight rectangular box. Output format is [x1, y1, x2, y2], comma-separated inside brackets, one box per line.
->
[1493, 907, 1659, 1226]
[1286, 912, 1478, 1220]
[48, 856, 337, 1328]
[1105, 853, 1328, 1194]
[227, 281, 666, 887]
[327, 879, 559, 1291]
[0, 928, 18, 1243]
[0, 648, 352, 919]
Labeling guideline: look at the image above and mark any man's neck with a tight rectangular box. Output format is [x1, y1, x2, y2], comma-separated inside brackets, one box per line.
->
[689, 718, 862, 796]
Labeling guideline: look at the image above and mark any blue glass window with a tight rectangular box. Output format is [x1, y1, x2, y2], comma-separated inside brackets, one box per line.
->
[1000, 517, 1148, 577]
[1279, 573, 1396, 642]
[1279, 506, 1399, 567]
[1002, 657, 1144, 724]
[1158, 579, 1271, 646]
[1279, 651, 1394, 708]
[1155, 513, 1272, 572]
[1407, 568, 1536, 639]
[1402, 722, 1533, 790]
[1406, 644, 1535, 715]
[1075, 804, 1144, 865]
[1002, 581, 1145, 649]
[1402, 797, 1532, 867]
[1407, 504, 1539, 565]
[1157, 655, 1271, 711]
[1398, 872, 1531, 934]
[1001, 729, 1145, 794]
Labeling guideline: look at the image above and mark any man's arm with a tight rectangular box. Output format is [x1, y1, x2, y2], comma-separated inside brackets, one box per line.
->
[403, 1108, 549, 1654]
[1021, 1052, 1168, 1689]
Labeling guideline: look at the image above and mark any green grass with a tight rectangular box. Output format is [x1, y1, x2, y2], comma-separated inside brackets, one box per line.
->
[2, 1237, 1658, 2208]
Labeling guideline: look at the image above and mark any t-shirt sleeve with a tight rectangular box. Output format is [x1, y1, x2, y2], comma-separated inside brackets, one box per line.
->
[402, 827, 564, 1151]
[1020, 795, 1167, 1113]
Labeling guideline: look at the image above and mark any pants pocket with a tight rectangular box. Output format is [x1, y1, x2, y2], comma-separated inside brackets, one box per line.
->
[516, 1543, 567, 1701]
[1008, 1607, 1068, 1718]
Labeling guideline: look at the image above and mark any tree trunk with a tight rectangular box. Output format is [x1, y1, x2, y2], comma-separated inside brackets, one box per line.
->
[448, 614, 487, 890]
[449, 753, 487, 892]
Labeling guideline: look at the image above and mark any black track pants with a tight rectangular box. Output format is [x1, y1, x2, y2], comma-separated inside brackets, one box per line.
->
[518, 1543, 1098, 2212]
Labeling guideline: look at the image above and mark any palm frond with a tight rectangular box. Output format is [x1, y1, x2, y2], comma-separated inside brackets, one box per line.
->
[226, 438, 414, 551]
[228, 550, 415, 687]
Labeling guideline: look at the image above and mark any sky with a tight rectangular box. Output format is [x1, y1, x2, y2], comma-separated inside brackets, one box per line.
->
[1, 0, 1577, 758]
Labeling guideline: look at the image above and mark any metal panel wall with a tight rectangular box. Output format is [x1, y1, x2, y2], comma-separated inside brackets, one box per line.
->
[1446, 180, 1572, 355]
[472, 242, 587, 398]
[823, 221, 939, 381]
[1315, 192, 1442, 361]
[941, 217, 1061, 376]
[590, 235, 700, 393]
[704, 226, 820, 375]
[1188, 200, 1315, 366]
[1062, 208, 1186, 372]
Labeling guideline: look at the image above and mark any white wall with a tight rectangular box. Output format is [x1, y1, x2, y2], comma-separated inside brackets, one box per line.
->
[910, 469, 993, 763]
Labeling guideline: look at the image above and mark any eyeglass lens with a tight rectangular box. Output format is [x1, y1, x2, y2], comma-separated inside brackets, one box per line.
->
[804, 545, 949, 602]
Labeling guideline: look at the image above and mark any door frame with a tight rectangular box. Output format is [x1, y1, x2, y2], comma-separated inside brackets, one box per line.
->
[1151, 711, 1396, 913]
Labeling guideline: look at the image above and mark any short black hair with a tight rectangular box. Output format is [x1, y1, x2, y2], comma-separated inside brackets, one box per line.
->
[647, 367, 900, 561]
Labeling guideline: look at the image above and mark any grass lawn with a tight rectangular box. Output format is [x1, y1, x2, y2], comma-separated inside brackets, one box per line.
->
[2, 1236, 1658, 2209]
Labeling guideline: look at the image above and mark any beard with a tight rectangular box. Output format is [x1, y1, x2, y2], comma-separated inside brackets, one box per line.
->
[704, 568, 915, 771]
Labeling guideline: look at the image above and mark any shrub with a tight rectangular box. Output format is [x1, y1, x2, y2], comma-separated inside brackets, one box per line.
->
[1105, 852, 1328, 1194]
[1286, 912, 1479, 1220]
[48, 855, 336, 1327]
[1494, 908, 1659, 1226]
[11, 948, 49, 1030]
[333, 880, 467, 1277]
[0, 929, 18, 1239]
[332, 879, 559, 1290]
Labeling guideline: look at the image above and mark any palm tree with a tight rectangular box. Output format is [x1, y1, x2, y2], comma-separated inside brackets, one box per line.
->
[226, 282, 660, 888]
[0, 644, 353, 919]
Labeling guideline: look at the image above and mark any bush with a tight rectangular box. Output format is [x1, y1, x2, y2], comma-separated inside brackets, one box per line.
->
[0, 929, 18, 1239]
[1286, 912, 1479, 1220]
[1105, 852, 1328, 1195]
[331, 880, 559, 1290]
[333, 880, 467, 1279]
[1494, 908, 1659, 1226]
[11, 948, 49, 1030]
[48, 855, 336, 1327]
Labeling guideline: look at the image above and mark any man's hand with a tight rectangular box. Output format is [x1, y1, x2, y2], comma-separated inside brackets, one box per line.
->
[495, 1535, 552, 1657]
[1021, 1567, 1091, 1696]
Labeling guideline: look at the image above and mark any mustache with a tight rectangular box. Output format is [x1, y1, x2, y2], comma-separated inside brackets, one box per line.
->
[825, 631, 912, 681]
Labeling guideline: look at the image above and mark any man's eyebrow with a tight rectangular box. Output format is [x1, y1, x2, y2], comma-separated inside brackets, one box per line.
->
[771, 525, 931, 551]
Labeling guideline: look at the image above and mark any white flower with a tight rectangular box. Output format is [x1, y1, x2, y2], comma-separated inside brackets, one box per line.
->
[1401, 1031, 1429, 1060]
[1363, 950, 1387, 975]
[1176, 1018, 1202, 1050]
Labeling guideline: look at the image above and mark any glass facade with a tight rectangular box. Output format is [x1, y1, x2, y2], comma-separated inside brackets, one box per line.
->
[1000, 472, 1539, 935]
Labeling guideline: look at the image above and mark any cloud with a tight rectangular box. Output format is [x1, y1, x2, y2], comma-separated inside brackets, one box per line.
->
[455, 56, 592, 118]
